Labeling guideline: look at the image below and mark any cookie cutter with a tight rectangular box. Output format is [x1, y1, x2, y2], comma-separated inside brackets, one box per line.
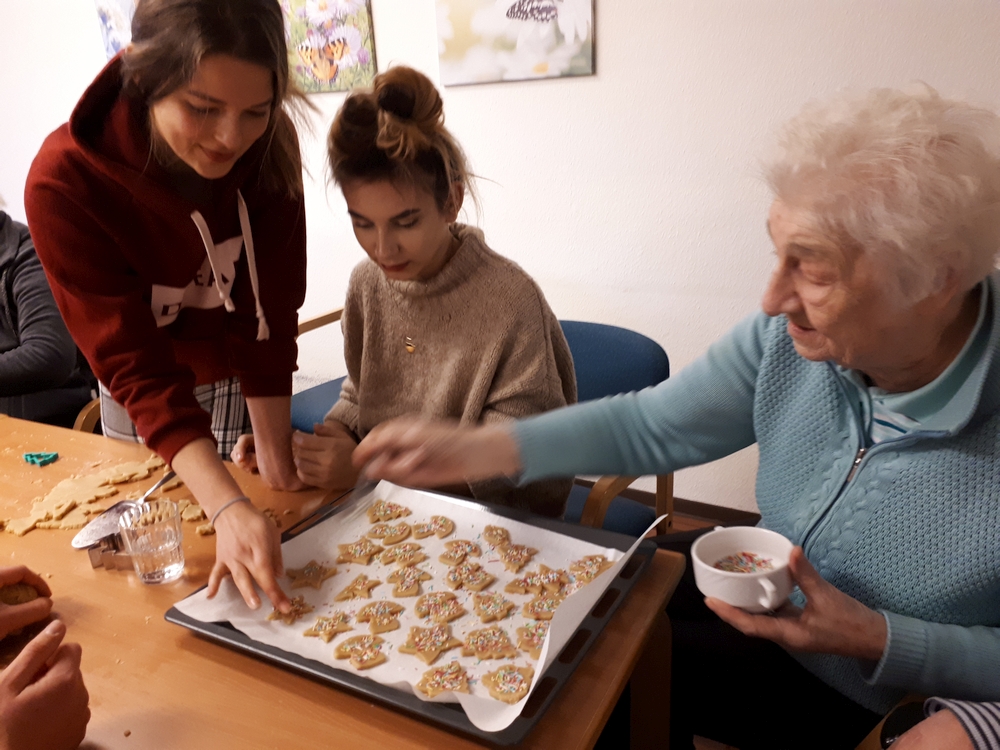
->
[71, 470, 176, 569]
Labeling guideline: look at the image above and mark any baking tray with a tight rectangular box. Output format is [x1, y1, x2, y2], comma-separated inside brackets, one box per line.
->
[166, 491, 656, 746]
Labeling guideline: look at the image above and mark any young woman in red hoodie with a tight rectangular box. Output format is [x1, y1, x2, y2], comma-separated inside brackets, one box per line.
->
[25, 0, 306, 614]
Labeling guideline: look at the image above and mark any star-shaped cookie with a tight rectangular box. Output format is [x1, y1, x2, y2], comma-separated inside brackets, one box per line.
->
[398, 624, 463, 665]
[286, 560, 337, 590]
[334, 574, 382, 601]
[266, 596, 314, 625]
[303, 612, 352, 643]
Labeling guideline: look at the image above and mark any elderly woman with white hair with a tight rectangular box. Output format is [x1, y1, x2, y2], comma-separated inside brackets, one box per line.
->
[353, 85, 1000, 748]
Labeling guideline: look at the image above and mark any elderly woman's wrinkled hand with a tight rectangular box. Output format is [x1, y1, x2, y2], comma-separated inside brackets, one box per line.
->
[705, 546, 888, 661]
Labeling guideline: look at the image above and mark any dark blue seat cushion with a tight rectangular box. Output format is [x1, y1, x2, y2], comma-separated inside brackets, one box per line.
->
[563, 483, 656, 537]
[290, 376, 346, 432]
[560, 320, 669, 402]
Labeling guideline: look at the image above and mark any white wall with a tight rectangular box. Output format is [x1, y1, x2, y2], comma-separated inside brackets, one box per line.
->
[2, 1, 999, 511]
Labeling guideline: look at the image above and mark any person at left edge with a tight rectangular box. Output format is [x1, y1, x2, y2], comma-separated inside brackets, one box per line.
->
[23, 0, 308, 613]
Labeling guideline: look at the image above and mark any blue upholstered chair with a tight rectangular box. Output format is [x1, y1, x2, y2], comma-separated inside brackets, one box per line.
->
[290, 313, 674, 536]
[559, 321, 673, 536]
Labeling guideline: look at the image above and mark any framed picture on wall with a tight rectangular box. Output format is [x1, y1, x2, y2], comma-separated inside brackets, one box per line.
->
[94, 0, 137, 60]
[280, 0, 377, 94]
[437, 0, 595, 86]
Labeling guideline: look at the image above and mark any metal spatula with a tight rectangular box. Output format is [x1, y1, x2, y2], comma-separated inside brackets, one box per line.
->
[71, 470, 177, 550]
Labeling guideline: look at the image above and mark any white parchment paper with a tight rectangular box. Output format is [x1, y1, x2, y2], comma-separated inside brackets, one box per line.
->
[173, 481, 658, 732]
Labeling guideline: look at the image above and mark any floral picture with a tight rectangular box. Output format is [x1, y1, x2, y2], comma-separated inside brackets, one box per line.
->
[94, 0, 137, 60]
[436, 0, 594, 86]
[280, 0, 377, 94]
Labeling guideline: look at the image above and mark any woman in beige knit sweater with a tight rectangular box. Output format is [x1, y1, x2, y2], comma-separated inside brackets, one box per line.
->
[234, 66, 576, 516]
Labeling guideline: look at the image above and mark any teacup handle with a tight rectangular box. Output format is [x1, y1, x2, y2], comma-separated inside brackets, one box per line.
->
[758, 578, 779, 611]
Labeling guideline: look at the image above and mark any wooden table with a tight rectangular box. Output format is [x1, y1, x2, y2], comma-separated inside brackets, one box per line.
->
[0, 416, 685, 749]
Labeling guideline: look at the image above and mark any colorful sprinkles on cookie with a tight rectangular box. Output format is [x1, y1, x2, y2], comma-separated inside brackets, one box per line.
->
[366, 499, 412, 523]
[386, 566, 432, 597]
[398, 624, 462, 665]
[461, 625, 518, 659]
[336, 538, 384, 565]
[483, 664, 534, 704]
[334, 634, 387, 670]
[412, 515, 455, 540]
[266, 596, 314, 625]
[367, 521, 412, 545]
[569, 554, 615, 584]
[439, 539, 481, 566]
[523, 592, 564, 621]
[473, 592, 516, 623]
[334, 574, 382, 601]
[303, 612, 352, 643]
[415, 660, 470, 698]
[497, 543, 538, 573]
[444, 561, 495, 592]
[286, 560, 337, 590]
[377, 542, 427, 567]
[517, 621, 550, 659]
[482, 525, 511, 547]
[713, 551, 774, 573]
[415, 591, 467, 624]
[357, 600, 405, 633]
[505, 565, 570, 595]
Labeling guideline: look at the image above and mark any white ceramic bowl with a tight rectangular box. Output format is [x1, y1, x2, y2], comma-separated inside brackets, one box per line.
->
[691, 526, 794, 613]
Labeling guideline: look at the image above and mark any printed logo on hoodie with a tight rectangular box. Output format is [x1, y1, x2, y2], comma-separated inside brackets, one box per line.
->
[149, 235, 242, 327]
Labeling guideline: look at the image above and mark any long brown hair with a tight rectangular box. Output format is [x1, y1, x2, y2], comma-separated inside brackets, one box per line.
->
[122, 0, 307, 197]
[327, 66, 476, 212]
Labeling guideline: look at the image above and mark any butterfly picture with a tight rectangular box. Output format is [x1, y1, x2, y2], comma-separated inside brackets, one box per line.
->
[505, 0, 561, 23]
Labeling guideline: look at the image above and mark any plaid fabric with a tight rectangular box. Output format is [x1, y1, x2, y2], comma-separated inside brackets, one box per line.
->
[99, 377, 251, 458]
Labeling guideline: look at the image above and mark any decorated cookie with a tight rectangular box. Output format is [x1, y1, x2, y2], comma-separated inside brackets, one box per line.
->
[461, 626, 518, 660]
[357, 600, 405, 633]
[523, 592, 564, 621]
[367, 522, 411, 545]
[336, 538, 384, 565]
[482, 525, 511, 547]
[517, 621, 550, 659]
[497, 543, 538, 573]
[438, 539, 481, 566]
[266, 596, 314, 625]
[286, 560, 337, 590]
[505, 565, 570, 596]
[377, 542, 427, 567]
[415, 660, 470, 698]
[415, 591, 467, 624]
[303, 612, 352, 643]
[570, 555, 615, 584]
[334, 574, 382, 601]
[483, 664, 534, 704]
[472, 592, 516, 623]
[412, 515, 455, 540]
[367, 499, 411, 523]
[335, 635, 387, 670]
[444, 561, 495, 592]
[398, 624, 463, 665]
[386, 566, 432, 597]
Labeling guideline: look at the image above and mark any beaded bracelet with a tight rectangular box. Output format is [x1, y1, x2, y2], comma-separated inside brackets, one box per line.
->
[210, 496, 252, 528]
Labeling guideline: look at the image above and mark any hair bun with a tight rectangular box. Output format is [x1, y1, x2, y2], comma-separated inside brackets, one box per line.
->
[378, 83, 416, 120]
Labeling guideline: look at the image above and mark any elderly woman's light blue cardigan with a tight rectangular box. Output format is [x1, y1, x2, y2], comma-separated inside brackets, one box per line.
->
[514, 272, 1000, 714]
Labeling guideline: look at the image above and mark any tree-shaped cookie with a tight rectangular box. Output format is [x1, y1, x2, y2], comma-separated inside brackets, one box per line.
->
[286, 560, 337, 590]
[415, 591, 467, 624]
[367, 499, 411, 523]
[377, 542, 427, 567]
[336, 538, 384, 565]
[367, 522, 411, 545]
[357, 600, 405, 633]
[303, 612, 352, 643]
[438, 540, 481, 566]
[483, 665, 534, 704]
[569, 555, 615, 584]
[334, 574, 382, 601]
[505, 565, 570, 596]
[497, 543, 538, 573]
[386, 566, 432, 597]
[412, 515, 455, 540]
[517, 621, 549, 659]
[444, 561, 495, 592]
[334, 635, 387, 670]
[523, 592, 564, 621]
[415, 660, 470, 698]
[461, 626, 518, 659]
[398, 624, 462, 665]
[472, 592, 516, 623]
[266, 596, 314, 625]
